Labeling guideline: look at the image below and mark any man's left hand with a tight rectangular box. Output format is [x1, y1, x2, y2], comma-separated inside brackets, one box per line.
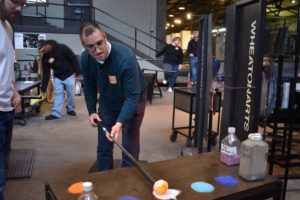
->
[179, 65, 182, 71]
[106, 122, 122, 142]
[12, 93, 21, 112]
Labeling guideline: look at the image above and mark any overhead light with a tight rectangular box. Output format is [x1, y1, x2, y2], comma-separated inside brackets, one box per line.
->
[166, 23, 170, 27]
[165, 26, 168, 29]
[169, 14, 174, 17]
[292, 0, 296, 3]
[174, 19, 181, 24]
[212, 29, 218, 33]
[218, 28, 226, 32]
[178, 7, 185, 10]
[171, 24, 174, 27]
[187, 13, 192, 20]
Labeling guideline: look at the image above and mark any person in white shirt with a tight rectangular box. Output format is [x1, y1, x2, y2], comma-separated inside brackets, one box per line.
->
[0, 0, 25, 199]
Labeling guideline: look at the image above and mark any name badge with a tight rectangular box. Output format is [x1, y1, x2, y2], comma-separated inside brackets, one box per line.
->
[108, 75, 117, 84]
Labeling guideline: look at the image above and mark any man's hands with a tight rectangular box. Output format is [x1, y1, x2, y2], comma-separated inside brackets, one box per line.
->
[12, 85, 21, 112]
[106, 122, 122, 142]
[89, 113, 101, 126]
[89, 113, 123, 142]
[179, 64, 182, 71]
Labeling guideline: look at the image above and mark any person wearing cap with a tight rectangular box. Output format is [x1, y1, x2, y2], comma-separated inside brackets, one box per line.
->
[79, 21, 146, 171]
[39, 40, 82, 120]
[0, 0, 25, 199]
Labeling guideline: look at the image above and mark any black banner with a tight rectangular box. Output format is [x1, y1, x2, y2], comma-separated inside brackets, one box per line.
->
[221, 0, 266, 141]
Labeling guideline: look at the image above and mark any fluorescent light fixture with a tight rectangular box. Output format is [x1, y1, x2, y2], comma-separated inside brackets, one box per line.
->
[218, 28, 226, 32]
[187, 13, 192, 19]
[212, 29, 218, 33]
[169, 14, 174, 17]
[178, 7, 185, 10]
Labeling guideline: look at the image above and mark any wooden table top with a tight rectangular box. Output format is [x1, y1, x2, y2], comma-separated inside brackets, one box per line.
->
[48, 151, 282, 200]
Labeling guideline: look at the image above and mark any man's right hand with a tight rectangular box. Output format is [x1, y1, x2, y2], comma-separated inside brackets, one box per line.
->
[89, 113, 102, 126]
[190, 53, 194, 57]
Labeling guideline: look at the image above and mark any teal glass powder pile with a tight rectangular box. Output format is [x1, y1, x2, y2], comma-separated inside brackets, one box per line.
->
[191, 182, 215, 193]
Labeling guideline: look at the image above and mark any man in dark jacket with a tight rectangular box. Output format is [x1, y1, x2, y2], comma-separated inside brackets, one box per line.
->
[39, 40, 81, 120]
[187, 31, 199, 84]
[79, 21, 146, 171]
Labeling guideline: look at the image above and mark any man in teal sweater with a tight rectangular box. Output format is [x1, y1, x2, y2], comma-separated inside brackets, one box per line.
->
[79, 21, 146, 171]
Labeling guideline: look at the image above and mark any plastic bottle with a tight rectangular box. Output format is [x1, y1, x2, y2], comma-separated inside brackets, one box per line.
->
[220, 127, 241, 166]
[78, 182, 99, 200]
[239, 133, 269, 181]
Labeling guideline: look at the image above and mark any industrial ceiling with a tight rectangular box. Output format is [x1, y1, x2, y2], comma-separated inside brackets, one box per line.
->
[166, 0, 299, 33]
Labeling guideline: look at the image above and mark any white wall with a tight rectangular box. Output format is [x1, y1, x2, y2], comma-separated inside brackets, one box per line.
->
[22, 0, 65, 28]
[16, 33, 83, 71]
[93, 0, 157, 57]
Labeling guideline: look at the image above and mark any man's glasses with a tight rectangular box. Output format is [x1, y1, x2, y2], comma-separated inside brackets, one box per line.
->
[10, 0, 27, 7]
[86, 39, 106, 52]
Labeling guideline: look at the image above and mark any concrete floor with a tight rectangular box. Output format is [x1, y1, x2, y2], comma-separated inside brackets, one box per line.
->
[4, 89, 300, 200]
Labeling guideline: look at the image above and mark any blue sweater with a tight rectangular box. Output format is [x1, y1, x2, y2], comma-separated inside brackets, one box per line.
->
[80, 41, 145, 124]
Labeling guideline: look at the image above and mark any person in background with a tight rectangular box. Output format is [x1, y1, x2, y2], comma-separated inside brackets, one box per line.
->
[0, 0, 24, 199]
[79, 21, 146, 171]
[38, 40, 81, 120]
[155, 37, 183, 92]
[187, 31, 199, 85]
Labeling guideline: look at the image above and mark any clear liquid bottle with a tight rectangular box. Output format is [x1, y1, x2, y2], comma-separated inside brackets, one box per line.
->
[220, 127, 241, 166]
[78, 182, 99, 200]
[239, 133, 268, 181]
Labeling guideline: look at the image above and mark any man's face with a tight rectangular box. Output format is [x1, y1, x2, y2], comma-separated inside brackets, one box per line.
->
[173, 40, 180, 46]
[81, 28, 108, 61]
[193, 32, 199, 40]
[1, 0, 26, 21]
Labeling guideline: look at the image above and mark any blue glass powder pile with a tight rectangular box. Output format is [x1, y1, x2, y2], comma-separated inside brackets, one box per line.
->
[214, 175, 239, 186]
[118, 196, 140, 200]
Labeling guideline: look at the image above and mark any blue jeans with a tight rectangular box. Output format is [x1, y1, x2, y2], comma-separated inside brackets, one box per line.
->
[213, 59, 221, 77]
[163, 63, 179, 89]
[52, 75, 75, 118]
[189, 57, 198, 82]
[97, 100, 146, 171]
[0, 110, 14, 200]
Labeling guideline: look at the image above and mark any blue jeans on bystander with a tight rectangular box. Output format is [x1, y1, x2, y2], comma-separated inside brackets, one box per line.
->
[189, 56, 198, 83]
[52, 75, 75, 118]
[163, 63, 179, 89]
[0, 110, 14, 200]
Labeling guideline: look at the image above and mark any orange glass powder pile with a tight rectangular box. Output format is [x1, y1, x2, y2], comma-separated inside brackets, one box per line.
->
[68, 182, 84, 194]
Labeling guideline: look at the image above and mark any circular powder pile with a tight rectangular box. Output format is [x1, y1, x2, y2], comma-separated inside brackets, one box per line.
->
[191, 182, 215, 193]
[118, 196, 140, 200]
[214, 175, 239, 186]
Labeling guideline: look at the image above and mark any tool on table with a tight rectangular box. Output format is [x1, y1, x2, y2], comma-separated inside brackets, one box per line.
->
[94, 120, 155, 184]
[94, 119, 181, 199]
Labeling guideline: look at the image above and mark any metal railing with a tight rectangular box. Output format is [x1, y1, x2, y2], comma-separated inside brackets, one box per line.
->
[18, 2, 166, 56]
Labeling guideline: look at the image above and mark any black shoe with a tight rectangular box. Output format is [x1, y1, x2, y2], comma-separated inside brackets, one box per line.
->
[67, 111, 76, 116]
[45, 115, 59, 120]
